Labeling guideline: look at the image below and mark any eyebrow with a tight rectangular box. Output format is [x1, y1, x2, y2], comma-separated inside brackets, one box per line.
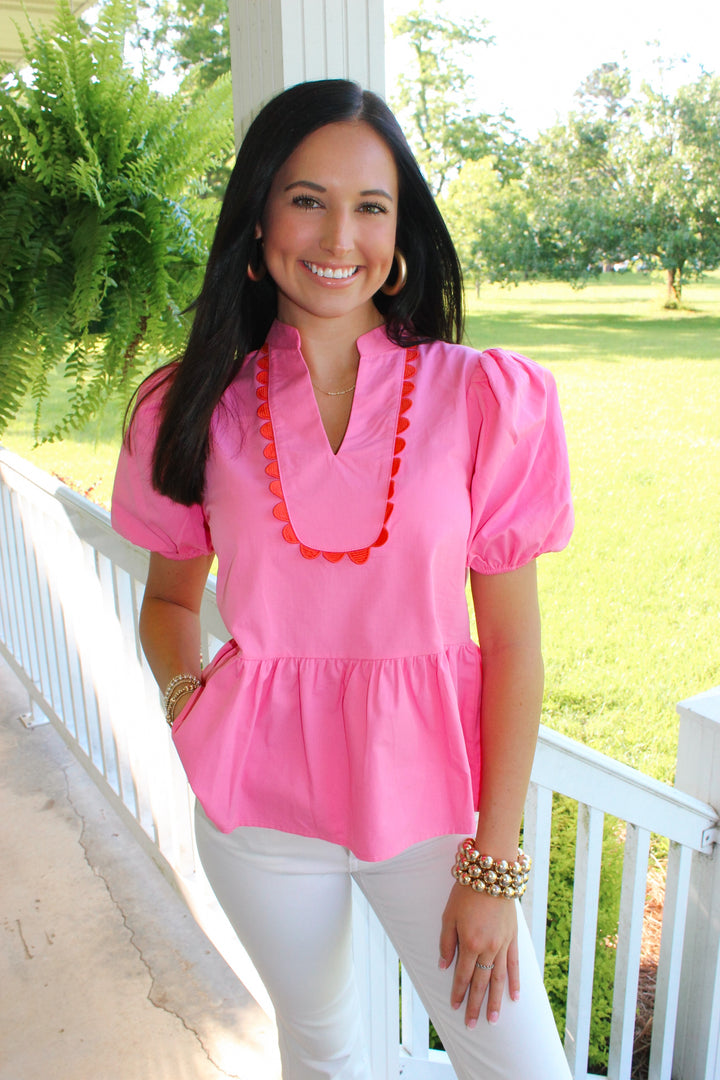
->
[284, 180, 394, 201]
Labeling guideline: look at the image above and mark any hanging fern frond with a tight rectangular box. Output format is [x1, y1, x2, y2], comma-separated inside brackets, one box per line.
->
[0, 0, 234, 439]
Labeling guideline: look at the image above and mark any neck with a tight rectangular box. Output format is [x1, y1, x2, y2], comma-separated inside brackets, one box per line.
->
[278, 305, 385, 381]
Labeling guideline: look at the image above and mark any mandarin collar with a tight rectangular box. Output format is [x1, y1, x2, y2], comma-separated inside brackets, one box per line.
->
[266, 319, 398, 359]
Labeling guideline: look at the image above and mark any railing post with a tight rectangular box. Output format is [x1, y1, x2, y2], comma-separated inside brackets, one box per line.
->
[673, 688, 720, 1080]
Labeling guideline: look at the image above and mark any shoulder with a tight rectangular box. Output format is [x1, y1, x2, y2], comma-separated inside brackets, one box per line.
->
[470, 347, 558, 403]
[136, 363, 177, 405]
[123, 365, 177, 454]
[415, 338, 479, 374]
[460, 347, 565, 451]
[416, 339, 553, 380]
[416, 339, 558, 410]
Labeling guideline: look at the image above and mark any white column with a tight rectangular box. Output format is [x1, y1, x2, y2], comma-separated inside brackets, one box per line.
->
[228, 0, 386, 147]
[673, 687, 720, 1080]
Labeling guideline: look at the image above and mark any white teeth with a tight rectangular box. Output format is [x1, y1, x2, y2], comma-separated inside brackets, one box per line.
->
[306, 262, 357, 279]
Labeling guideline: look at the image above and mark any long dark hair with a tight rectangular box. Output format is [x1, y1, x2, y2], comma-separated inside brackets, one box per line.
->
[140, 79, 464, 505]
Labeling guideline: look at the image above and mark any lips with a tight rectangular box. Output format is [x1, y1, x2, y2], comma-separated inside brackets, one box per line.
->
[303, 261, 359, 280]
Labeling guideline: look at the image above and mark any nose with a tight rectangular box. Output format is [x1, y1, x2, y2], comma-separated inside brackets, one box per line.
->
[320, 209, 353, 256]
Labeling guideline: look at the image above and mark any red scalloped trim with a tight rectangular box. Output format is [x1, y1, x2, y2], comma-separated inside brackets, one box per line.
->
[256, 344, 417, 563]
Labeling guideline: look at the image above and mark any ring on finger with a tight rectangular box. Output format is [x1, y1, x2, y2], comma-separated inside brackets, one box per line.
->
[475, 961, 495, 970]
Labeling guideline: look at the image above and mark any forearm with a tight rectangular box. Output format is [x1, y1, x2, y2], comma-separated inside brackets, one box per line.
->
[469, 561, 544, 858]
[139, 596, 204, 691]
[138, 551, 213, 697]
[441, 637, 542, 1022]
[474, 640, 544, 857]
[442, 563, 547, 1023]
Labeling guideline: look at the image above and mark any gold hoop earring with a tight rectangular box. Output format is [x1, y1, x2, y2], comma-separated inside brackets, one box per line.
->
[247, 239, 266, 282]
[381, 249, 407, 296]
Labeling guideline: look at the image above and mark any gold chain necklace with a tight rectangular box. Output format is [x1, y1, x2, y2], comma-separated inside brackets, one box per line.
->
[311, 380, 357, 397]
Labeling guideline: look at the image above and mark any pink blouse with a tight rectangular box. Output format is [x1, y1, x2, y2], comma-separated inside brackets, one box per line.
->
[111, 320, 573, 860]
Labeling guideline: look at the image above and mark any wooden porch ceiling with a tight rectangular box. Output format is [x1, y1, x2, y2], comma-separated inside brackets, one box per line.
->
[1, 0, 95, 67]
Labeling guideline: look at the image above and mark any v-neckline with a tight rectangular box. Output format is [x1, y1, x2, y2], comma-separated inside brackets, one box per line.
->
[255, 322, 418, 562]
[266, 320, 391, 461]
[304, 358, 360, 458]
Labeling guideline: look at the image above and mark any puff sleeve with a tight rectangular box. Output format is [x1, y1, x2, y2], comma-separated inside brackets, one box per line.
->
[467, 348, 573, 574]
[111, 378, 213, 559]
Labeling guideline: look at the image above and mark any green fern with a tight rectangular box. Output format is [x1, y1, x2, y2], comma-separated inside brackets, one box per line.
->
[0, 0, 234, 440]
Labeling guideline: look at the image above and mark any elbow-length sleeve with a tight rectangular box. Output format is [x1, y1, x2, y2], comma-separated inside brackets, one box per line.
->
[111, 378, 213, 560]
[467, 348, 573, 574]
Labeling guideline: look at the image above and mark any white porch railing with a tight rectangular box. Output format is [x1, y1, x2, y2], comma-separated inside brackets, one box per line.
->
[1, 444, 718, 1080]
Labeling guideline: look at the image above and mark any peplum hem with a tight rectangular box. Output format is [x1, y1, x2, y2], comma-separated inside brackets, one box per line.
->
[172, 641, 482, 861]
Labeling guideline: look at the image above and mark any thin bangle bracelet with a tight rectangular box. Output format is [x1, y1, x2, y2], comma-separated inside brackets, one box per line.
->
[163, 673, 201, 726]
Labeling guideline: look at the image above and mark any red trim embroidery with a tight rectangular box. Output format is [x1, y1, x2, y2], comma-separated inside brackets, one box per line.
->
[256, 344, 417, 563]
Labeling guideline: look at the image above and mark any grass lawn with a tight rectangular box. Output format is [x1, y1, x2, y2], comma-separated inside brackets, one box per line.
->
[3, 271, 718, 782]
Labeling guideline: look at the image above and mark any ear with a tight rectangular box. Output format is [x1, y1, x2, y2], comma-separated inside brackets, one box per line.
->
[254, 223, 262, 240]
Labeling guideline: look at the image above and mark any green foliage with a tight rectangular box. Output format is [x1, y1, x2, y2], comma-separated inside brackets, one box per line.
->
[132, 0, 230, 91]
[439, 159, 535, 289]
[128, 0, 233, 197]
[390, 1, 522, 196]
[626, 70, 720, 303]
[510, 63, 633, 284]
[429, 52, 720, 294]
[0, 0, 233, 439]
[575, 61, 632, 121]
[542, 799, 625, 1073]
[518, 63, 720, 295]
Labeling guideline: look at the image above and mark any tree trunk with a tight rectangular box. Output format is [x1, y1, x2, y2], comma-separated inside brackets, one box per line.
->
[665, 267, 682, 307]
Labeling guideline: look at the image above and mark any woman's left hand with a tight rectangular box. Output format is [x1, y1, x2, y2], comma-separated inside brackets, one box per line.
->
[439, 882, 520, 1027]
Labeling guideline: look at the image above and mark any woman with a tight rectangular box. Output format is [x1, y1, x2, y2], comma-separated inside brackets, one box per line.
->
[112, 79, 573, 1079]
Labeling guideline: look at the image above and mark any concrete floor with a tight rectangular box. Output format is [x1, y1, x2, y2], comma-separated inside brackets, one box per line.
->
[0, 657, 281, 1080]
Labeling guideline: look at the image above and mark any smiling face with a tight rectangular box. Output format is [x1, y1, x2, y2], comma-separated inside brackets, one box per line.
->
[258, 120, 399, 334]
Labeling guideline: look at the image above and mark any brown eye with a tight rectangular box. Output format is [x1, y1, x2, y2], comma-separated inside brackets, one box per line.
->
[292, 195, 322, 210]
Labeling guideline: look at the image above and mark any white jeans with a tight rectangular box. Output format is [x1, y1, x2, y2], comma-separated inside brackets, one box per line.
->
[195, 807, 571, 1080]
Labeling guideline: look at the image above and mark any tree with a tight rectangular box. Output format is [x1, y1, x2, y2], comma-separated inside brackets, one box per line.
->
[520, 62, 720, 300]
[0, 0, 233, 439]
[519, 63, 632, 282]
[440, 66, 632, 290]
[575, 61, 632, 123]
[439, 159, 534, 291]
[390, 1, 521, 196]
[131, 0, 230, 92]
[625, 70, 720, 305]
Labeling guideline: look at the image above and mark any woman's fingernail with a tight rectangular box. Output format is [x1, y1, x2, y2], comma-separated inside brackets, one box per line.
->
[488, 1011, 499, 1025]
[438, 957, 449, 970]
[467, 1018, 477, 1030]
[511, 990, 520, 1002]
[452, 1001, 461, 1010]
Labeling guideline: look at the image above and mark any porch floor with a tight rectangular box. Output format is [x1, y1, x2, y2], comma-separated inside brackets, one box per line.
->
[0, 657, 281, 1080]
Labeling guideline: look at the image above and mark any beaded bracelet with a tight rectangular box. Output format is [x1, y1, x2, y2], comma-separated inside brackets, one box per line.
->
[452, 838, 531, 899]
[163, 673, 202, 727]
